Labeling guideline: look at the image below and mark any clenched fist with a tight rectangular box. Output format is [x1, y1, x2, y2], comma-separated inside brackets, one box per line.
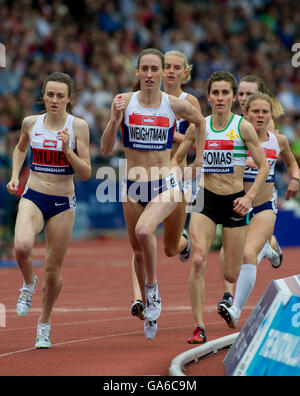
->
[6, 178, 19, 195]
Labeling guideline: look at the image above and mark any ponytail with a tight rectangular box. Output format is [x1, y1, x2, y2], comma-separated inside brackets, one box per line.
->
[263, 87, 285, 119]
[240, 75, 284, 119]
[132, 80, 141, 92]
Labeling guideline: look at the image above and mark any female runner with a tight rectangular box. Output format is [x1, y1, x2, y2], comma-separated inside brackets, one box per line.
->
[219, 75, 285, 309]
[101, 48, 205, 339]
[172, 71, 269, 343]
[218, 93, 299, 329]
[130, 50, 200, 320]
[6, 72, 91, 348]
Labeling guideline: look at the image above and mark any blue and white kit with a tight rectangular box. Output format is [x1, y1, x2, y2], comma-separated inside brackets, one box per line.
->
[23, 187, 76, 221]
[245, 131, 280, 218]
[30, 113, 76, 175]
[121, 91, 176, 151]
[243, 130, 280, 183]
[23, 113, 77, 220]
[121, 173, 181, 207]
[121, 91, 180, 206]
[176, 92, 190, 135]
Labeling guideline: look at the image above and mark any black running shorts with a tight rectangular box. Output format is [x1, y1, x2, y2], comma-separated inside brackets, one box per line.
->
[191, 186, 249, 228]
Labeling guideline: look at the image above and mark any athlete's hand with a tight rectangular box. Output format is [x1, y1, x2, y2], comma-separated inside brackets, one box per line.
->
[6, 178, 19, 195]
[245, 158, 259, 169]
[184, 156, 203, 181]
[112, 95, 125, 123]
[58, 127, 70, 152]
[285, 179, 299, 201]
[246, 158, 271, 169]
[233, 195, 252, 217]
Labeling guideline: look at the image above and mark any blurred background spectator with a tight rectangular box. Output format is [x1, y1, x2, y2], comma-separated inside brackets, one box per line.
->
[0, 0, 300, 249]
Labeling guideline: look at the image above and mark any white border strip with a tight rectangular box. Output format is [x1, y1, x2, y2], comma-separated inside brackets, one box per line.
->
[169, 333, 239, 376]
[294, 275, 300, 289]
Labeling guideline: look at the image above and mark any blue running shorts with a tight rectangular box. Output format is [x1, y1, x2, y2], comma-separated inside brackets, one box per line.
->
[22, 187, 76, 221]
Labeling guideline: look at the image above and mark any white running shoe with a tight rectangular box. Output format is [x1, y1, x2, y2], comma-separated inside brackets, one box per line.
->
[264, 240, 281, 269]
[144, 319, 158, 340]
[145, 283, 161, 322]
[218, 303, 240, 329]
[274, 237, 283, 268]
[16, 275, 38, 317]
[179, 229, 191, 262]
[35, 322, 51, 349]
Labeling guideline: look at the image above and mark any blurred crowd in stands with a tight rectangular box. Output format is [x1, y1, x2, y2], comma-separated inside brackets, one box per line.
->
[0, 0, 300, 204]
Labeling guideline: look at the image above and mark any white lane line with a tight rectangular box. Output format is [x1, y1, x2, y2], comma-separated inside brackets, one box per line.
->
[0, 315, 132, 332]
[0, 329, 142, 358]
[0, 324, 188, 358]
[5, 305, 256, 314]
[0, 321, 228, 359]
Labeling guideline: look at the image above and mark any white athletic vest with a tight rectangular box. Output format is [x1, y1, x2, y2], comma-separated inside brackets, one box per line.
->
[243, 131, 280, 183]
[177, 92, 189, 135]
[122, 91, 176, 151]
[203, 114, 247, 174]
[30, 113, 76, 175]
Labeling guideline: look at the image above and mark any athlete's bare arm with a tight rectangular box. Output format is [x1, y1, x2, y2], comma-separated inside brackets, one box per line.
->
[276, 133, 300, 200]
[58, 118, 91, 181]
[233, 119, 269, 215]
[6, 116, 37, 194]
[170, 97, 205, 176]
[171, 125, 196, 166]
[171, 125, 198, 181]
[173, 94, 201, 145]
[101, 93, 131, 155]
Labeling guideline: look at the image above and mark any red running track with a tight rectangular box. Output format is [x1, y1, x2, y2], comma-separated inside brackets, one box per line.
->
[0, 237, 299, 376]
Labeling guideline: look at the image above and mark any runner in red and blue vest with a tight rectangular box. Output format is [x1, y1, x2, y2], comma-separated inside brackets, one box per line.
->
[130, 50, 201, 322]
[219, 75, 286, 309]
[6, 72, 91, 349]
[101, 48, 206, 340]
[218, 93, 299, 330]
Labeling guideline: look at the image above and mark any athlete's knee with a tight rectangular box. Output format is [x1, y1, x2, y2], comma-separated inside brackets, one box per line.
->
[243, 247, 257, 264]
[224, 269, 239, 284]
[192, 252, 206, 276]
[135, 223, 152, 245]
[44, 269, 62, 288]
[44, 260, 62, 288]
[14, 239, 32, 260]
[133, 250, 143, 264]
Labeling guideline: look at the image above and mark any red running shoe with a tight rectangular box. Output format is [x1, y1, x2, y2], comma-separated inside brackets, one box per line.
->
[187, 326, 207, 344]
